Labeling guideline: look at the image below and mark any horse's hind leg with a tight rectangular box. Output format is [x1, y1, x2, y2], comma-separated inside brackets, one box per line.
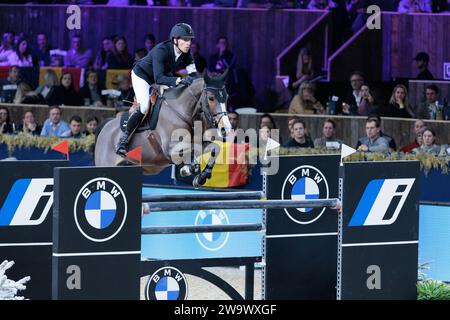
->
[193, 142, 221, 187]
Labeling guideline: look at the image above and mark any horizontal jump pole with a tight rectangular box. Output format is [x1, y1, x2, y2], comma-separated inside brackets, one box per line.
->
[146, 199, 339, 212]
[141, 223, 264, 235]
[142, 191, 264, 202]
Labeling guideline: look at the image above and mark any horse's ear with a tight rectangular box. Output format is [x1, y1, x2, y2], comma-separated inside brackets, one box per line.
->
[204, 71, 211, 84]
[219, 68, 230, 82]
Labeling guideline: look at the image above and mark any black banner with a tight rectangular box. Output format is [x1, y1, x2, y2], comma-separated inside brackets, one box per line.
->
[264, 155, 340, 300]
[0, 160, 68, 300]
[338, 161, 420, 300]
[52, 166, 142, 300]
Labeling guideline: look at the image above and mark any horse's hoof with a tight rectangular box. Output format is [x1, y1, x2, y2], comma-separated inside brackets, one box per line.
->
[180, 165, 193, 177]
[193, 175, 207, 188]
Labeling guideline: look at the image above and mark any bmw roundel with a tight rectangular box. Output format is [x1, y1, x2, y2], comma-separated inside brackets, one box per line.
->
[195, 209, 230, 251]
[145, 267, 188, 300]
[73, 178, 127, 242]
[281, 165, 329, 224]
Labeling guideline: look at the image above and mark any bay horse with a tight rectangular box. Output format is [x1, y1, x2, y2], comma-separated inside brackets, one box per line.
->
[94, 71, 232, 186]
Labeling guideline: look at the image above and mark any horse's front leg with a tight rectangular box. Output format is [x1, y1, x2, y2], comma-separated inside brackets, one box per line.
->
[193, 142, 221, 187]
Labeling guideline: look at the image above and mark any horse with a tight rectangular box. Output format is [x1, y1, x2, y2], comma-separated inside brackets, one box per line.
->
[94, 71, 232, 186]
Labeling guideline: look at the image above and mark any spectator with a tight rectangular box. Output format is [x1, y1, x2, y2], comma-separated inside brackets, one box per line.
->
[61, 115, 84, 139]
[32, 33, 52, 67]
[400, 120, 426, 153]
[398, 0, 432, 13]
[93, 36, 113, 70]
[413, 127, 442, 154]
[365, 114, 398, 150]
[134, 48, 147, 62]
[414, 52, 434, 80]
[226, 111, 244, 143]
[0, 66, 21, 103]
[357, 85, 381, 116]
[283, 119, 314, 148]
[84, 116, 99, 136]
[144, 34, 156, 53]
[356, 117, 389, 153]
[46, 72, 83, 106]
[0, 31, 14, 66]
[64, 34, 93, 68]
[259, 125, 272, 148]
[190, 41, 207, 76]
[259, 113, 277, 129]
[13, 82, 33, 104]
[288, 82, 325, 115]
[79, 70, 106, 107]
[106, 36, 134, 70]
[287, 116, 301, 139]
[415, 84, 440, 120]
[291, 48, 314, 92]
[314, 119, 342, 149]
[0, 106, 15, 134]
[7, 38, 33, 67]
[208, 36, 237, 101]
[341, 71, 365, 115]
[116, 73, 135, 108]
[16, 110, 41, 136]
[25, 69, 59, 105]
[381, 84, 415, 118]
[40, 105, 70, 137]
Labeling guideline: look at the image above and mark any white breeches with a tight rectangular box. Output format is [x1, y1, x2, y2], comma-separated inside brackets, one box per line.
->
[131, 70, 151, 114]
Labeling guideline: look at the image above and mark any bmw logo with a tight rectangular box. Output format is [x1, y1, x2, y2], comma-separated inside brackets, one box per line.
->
[145, 267, 188, 300]
[281, 165, 329, 224]
[73, 178, 127, 242]
[195, 210, 230, 251]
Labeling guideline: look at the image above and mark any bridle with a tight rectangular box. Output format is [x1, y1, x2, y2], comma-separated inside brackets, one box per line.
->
[199, 85, 228, 128]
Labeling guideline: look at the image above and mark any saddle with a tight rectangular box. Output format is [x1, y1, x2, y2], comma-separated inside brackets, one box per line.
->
[120, 85, 168, 133]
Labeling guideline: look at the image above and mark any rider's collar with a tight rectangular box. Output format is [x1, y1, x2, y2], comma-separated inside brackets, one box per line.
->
[173, 45, 182, 61]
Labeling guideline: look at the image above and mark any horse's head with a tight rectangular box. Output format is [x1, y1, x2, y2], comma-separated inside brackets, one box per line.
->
[195, 70, 232, 139]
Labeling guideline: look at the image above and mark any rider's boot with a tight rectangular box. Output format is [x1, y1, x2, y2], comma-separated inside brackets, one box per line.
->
[116, 109, 144, 156]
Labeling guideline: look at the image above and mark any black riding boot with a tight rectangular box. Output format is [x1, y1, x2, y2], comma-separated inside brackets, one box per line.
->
[116, 110, 144, 156]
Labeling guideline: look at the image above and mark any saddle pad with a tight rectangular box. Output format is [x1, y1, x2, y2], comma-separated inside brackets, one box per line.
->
[120, 97, 163, 133]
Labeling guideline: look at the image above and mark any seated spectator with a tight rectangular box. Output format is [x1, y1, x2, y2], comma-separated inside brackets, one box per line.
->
[13, 82, 33, 104]
[116, 74, 135, 108]
[190, 41, 207, 77]
[134, 48, 147, 62]
[283, 119, 314, 149]
[93, 36, 113, 71]
[7, 38, 33, 67]
[84, 116, 99, 136]
[64, 34, 93, 68]
[0, 106, 15, 134]
[259, 113, 277, 129]
[226, 111, 245, 143]
[0, 31, 14, 66]
[313, 119, 342, 149]
[381, 85, 414, 118]
[47, 72, 83, 106]
[50, 53, 64, 67]
[106, 36, 134, 70]
[32, 33, 52, 67]
[288, 82, 325, 115]
[0, 66, 21, 103]
[413, 52, 434, 80]
[79, 70, 106, 107]
[415, 84, 440, 120]
[291, 48, 314, 92]
[259, 125, 271, 148]
[363, 114, 397, 150]
[356, 117, 389, 153]
[144, 34, 156, 53]
[357, 85, 381, 116]
[24, 69, 59, 105]
[40, 105, 70, 137]
[398, 0, 432, 13]
[61, 115, 84, 139]
[413, 127, 442, 155]
[341, 71, 365, 115]
[16, 110, 41, 135]
[401, 123, 426, 153]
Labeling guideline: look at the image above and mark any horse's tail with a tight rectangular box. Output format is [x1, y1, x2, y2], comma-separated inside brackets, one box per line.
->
[93, 117, 114, 166]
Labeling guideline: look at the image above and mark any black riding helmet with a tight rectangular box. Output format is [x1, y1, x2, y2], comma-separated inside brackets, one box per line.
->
[169, 23, 195, 40]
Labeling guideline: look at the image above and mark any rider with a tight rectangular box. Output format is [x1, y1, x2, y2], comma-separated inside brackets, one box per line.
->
[116, 22, 198, 156]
